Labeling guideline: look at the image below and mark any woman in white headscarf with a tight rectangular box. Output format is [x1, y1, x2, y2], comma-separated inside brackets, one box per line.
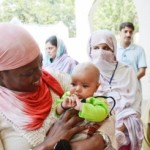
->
[87, 30, 143, 150]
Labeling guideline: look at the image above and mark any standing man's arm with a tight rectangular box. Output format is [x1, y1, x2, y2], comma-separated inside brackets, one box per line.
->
[137, 67, 146, 80]
[137, 46, 147, 80]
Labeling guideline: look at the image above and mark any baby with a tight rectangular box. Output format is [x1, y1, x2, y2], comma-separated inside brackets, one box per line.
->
[56, 62, 110, 141]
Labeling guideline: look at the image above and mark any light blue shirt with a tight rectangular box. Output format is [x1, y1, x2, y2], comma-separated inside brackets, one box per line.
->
[117, 43, 147, 73]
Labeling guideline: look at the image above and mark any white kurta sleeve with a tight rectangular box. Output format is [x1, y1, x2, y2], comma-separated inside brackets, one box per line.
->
[0, 138, 4, 150]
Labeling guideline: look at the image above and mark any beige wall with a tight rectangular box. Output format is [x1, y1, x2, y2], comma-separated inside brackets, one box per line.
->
[134, 0, 150, 67]
[134, 0, 150, 100]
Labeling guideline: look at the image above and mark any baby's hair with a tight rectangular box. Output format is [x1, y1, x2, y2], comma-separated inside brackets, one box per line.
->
[72, 62, 100, 82]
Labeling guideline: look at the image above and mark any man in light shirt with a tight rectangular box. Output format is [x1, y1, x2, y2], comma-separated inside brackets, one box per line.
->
[117, 22, 147, 82]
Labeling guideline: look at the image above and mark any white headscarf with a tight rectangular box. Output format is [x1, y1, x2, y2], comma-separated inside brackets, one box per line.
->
[0, 23, 40, 71]
[87, 29, 143, 150]
[87, 29, 117, 55]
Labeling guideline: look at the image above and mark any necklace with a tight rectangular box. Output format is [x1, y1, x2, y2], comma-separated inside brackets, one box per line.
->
[101, 61, 118, 91]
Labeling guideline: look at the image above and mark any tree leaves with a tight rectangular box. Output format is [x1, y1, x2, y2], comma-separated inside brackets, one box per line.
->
[0, 0, 75, 37]
[92, 0, 138, 33]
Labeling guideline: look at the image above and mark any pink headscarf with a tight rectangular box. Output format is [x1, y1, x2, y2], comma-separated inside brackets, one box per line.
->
[0, 23, 40, 71]
[0, 24, 64, 130]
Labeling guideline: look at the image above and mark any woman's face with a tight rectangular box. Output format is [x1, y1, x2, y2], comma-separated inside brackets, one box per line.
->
[45, 42, 57, 59]
[93, 43, 112, 51]
[90, 43, 116, 63]
[0, 55, 42, 92]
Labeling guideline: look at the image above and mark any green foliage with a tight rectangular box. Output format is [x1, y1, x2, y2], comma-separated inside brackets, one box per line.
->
[0, 0, 138, 36]
[0, 0, 75, 37]
[92, 0, 138, 33]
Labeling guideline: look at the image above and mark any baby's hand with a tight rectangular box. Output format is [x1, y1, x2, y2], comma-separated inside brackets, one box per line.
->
[71, 95, 83, 111]
[62, 97, 76, 109]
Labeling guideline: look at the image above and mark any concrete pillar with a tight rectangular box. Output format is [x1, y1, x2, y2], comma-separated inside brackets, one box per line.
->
[134, 0, 150, 66]
[134, 0, 150, 100]
[88, 0, 99, 32]
[75, 0, 95, 62]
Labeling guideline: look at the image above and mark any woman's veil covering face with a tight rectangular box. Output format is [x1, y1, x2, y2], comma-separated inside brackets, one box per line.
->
[0, 23, 40, 71]
[87, 29, 117, 58]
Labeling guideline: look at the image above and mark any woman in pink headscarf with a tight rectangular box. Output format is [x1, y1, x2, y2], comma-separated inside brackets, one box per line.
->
[87, 30, 143, 150]
[0, 24, 115, 150]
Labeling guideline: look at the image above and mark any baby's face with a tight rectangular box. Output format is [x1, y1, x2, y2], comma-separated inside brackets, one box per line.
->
[70, 72, 99, 99]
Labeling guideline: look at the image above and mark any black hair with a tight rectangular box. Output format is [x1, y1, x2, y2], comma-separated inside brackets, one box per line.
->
[45, 35, 57, 47]
[119, 22, 134, 31]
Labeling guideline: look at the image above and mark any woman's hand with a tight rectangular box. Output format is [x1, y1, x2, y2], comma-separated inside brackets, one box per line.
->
[117, 123, 127, 132]
[33, 109, 86, 150]
[71, 134, 106, 150]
